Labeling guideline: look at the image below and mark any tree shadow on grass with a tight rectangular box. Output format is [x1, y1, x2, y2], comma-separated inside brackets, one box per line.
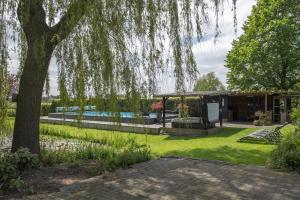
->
[163, 127, 248, 141]
[163, 145, 271, 165]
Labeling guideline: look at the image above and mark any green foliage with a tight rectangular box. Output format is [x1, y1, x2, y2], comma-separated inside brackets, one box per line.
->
[268, 107, 300, 171]
[40, 141, 114, 166]
[39, 124, 151, 171]
[2, 0, 239, 153]
[290, 106, 300, 124]
[7, 103, 16, 117]
[6, 103, 52, 117]
[193, 72, 225, 91]
[0, 71, 9, 135]
[38, 123, 280, 165]
[40, 103, 52, 116]
[40, 141, 151, 172]
[40, 140, 151, 173]
[40, 125, 134, 148]
[95, 141, 151, 173]
[226, 0, 300, 91]
[0, 0, 238, 117]
[0, 148, 39, 192]
[268, 129, 300, 171]
[49, 97, 206, 117]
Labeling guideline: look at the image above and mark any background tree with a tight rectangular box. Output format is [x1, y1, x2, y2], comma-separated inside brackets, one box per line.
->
[193, 72, 225, 91]
[0, 0, 237, 154]
[8, 73, 18, 97]
[226, 0, 300, 91]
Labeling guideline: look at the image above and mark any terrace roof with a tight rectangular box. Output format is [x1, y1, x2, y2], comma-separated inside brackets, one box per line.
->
[154, 91, 300, 98]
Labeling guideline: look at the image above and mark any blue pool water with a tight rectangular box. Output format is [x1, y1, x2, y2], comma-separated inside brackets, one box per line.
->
[65, 111, 157, 119]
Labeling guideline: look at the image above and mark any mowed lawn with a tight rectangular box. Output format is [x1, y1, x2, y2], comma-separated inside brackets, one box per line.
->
[37, 123, 295, 166]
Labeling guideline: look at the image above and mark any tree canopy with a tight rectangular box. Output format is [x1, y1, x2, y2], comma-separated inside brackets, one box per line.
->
[0, 0, 238, 153]
[193, 72, 225, 91]
[226, 0, 300, 91]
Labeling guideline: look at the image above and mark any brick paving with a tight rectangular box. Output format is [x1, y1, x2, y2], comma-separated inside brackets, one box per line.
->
[27, 158, 300, 200]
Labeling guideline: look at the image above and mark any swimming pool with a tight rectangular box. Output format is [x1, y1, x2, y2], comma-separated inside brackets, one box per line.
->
[48, 111, 158, 124]
[48, 109, 178, 124]
[65, 111, 156, 119]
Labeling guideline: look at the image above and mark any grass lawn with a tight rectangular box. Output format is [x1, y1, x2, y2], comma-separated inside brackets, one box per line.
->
[38, 123, 295, 166]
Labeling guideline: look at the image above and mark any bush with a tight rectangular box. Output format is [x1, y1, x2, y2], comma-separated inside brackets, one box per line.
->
[40, 125, 132, 148]
[40, 138, 151, 172]
[48, 97, 207, 116]
[40, 103, 52, 116]
[99, 140, 151, 173]
[0, 148, 39, 192]
[6, 102, 53, 117]
[39, 125, 151, 171]
[290, 107, 300, 123]
[268, 129, 300, 171]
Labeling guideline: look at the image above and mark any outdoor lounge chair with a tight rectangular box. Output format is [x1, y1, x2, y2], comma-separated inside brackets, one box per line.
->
[239, 122, 290, 144]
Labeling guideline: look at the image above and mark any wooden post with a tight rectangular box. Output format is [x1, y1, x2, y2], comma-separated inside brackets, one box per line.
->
[162, 97, 167, 128]
[219, 95, 223, 127]
[203, 97, 207, 130]
[180, 95, 184, 118]
[265, 93, 268, 113]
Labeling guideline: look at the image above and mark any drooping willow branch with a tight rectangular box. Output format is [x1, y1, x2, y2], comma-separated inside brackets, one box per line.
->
[0, 0, 238, 119]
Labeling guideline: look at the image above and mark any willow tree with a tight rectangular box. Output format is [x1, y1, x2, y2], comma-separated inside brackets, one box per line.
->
[0, 0, 237, 154]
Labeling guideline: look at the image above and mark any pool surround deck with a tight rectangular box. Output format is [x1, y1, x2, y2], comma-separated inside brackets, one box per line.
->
[40, 117, 219, 136]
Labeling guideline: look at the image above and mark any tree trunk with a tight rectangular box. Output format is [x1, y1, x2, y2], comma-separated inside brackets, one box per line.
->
[12, 0, 88, 154]
[11, 38, 53, 154]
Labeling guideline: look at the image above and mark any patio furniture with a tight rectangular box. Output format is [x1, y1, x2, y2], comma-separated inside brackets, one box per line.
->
[171, 117, 215, 129]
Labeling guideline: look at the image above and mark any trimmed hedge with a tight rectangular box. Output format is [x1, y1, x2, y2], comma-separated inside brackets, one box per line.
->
[7, 103, 53, 117]
[8, 97, 207, 117]
[48, 97, 205, 117]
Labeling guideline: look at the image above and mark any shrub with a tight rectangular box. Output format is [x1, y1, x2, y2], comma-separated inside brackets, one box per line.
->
[40, 138, 151, 172]
[268, 129, 300, 171]
[290, 107, 300, 123]
[40, 141, 117, 166]
[40, 103, 52, 116]
[0, 148, 39, 192]
[97, 141, 151, 173]
[39, 126, 151, 171]
[40, 125, 132, 148]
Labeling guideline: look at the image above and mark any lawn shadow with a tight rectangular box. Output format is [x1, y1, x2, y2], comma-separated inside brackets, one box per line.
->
[163, 145, 271, 165]
[163, 127, 248, 141]
[28, 157, 300, 199]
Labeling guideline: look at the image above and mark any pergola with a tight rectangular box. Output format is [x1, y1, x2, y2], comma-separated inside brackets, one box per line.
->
[154, 91, 227, 129]
[154, 90, 300, 127]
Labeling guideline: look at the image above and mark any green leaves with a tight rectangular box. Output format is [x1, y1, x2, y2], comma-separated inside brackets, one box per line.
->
[193, 72, 225, 91]
[0, 0, 239, 122]
[226, 0, 300, 91]
[0, 148, 39, 192]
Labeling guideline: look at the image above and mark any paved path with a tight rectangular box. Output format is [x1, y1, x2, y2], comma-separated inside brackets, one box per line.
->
[28, 158, 300, 200]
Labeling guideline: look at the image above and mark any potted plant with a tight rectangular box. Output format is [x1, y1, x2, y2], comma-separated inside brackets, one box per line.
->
[177, 103, 189, 118]
[151, 101, 163, 123]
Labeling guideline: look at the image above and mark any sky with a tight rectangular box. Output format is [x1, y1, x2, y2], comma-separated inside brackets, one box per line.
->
[156, 0, 257, 93]
[9, 0, 257, 96]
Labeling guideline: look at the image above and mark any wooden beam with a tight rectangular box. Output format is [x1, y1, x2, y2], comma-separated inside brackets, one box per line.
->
[203, 97, 207, 130]
[162, 97, 167, 128]
[265, 93, 268, 113]
[219, 95, 223, 127]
